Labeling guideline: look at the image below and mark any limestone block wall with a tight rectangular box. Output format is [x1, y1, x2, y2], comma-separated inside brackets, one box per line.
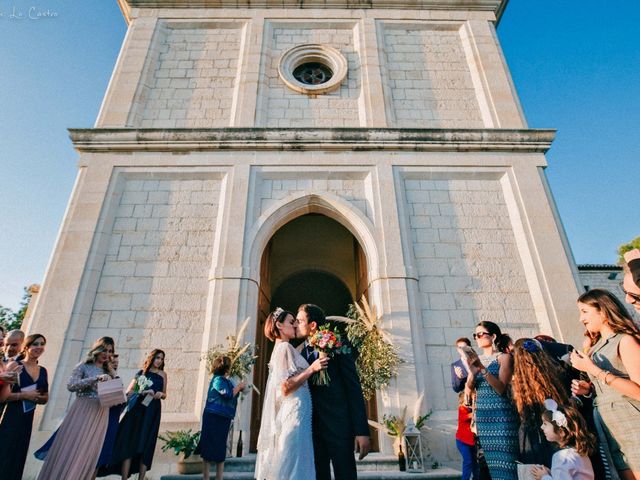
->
[251, 167, 372, 223]
[86, 174, 221, 414]
[257, 22, 362, 127]
[399, 172, 537, 410]
[133, 21, 244, 128]
[379, 23, 484, 128]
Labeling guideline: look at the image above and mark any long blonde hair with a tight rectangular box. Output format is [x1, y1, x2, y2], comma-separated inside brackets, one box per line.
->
[85, 336, 115, 366]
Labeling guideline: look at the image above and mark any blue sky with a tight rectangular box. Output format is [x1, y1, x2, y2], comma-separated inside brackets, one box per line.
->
[0, 0, 638, 309]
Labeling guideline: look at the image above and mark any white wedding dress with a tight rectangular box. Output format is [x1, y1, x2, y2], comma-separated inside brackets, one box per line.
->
[255, 341, 315, 480]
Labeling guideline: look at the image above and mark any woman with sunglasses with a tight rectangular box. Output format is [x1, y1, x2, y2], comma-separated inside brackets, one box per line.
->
[464, 321, 518, 480]
[570, 289, 640, 480]
[0, 334, 49, 480]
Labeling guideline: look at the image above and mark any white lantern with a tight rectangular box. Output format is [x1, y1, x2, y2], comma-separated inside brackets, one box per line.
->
[403, 419, 424, 473]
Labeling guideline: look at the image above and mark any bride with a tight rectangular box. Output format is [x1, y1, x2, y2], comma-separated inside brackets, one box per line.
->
[255, 308, 328, 480]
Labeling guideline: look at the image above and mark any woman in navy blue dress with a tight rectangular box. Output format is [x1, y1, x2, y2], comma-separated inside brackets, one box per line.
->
[0, 334, 49, 480]
[108, 349, 167, 479]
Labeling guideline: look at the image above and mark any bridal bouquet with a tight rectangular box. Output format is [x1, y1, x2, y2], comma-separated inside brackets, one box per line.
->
[134, 374, 154, 407]
[309, 324, 350, 386]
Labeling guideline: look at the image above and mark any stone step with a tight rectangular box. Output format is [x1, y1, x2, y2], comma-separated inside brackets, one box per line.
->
[221, 454, 435, 472]
[161, 469, 461, 480]
[160, 454, 461, 480]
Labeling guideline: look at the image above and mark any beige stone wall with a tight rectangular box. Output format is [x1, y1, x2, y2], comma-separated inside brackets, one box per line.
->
[133, 22, 244, 128]
[400, 173, 537, 410]
[97, 8, 526, 130]
[252, 168, 372, 222]
[86, 175, 221, 414]
[258, 22, 361, 127]
[379, 23, 483, 128]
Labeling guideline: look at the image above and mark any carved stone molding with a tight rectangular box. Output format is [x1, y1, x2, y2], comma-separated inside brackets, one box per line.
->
[69, 128, 555, 152]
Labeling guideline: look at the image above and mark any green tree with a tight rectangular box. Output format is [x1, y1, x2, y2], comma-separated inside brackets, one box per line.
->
[0, 287, 32, 331]
[618, 236, 640, 264]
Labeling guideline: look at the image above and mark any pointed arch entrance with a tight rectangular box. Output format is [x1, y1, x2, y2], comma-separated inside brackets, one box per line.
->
[249, 213, 377, 451]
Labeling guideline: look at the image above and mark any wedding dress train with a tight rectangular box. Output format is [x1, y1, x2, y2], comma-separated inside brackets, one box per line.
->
[255, 341, 315, 480]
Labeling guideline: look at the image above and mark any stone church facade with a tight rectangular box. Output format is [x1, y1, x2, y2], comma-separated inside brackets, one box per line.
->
[24, 0, 585, 472]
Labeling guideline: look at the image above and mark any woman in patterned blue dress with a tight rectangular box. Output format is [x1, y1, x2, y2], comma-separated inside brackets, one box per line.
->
[465, 321, 518, 480]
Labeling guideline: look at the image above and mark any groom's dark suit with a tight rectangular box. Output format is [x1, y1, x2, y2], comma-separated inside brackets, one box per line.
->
[302, 343, 369, 480]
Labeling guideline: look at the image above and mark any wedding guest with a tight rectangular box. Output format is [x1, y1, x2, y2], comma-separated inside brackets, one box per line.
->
[512, 338, 609, 477]
[623, 249, 640, 313]
[0, 334, 49, 480]
[455, 391, 478, 480]
[107, 349, 167, 479]
[570, 289, 640, 480]
[0, 360, 21, 402]
[511, 338, 567, 467]
[37, 354, 125, 479]
[96, 353, 125, 473]
[464, 321, 518, 480]
[2, 329, 25, 361]
[531, 400, 595, 480]
[196, 355, 245, 480]
[451, 337, 471, 393]
[37, 336, 116, 480]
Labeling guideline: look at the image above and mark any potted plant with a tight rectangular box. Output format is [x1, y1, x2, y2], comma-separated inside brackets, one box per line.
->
[159, 429, 202, 474]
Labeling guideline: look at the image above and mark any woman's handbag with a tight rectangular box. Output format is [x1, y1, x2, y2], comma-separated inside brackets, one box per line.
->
[97, 377, 126, 407]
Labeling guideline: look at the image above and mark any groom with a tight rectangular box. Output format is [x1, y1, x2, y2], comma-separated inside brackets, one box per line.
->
[296, 303, 370, 480]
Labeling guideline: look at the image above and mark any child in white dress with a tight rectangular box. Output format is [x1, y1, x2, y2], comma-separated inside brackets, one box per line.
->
[531, 399, 595, 480]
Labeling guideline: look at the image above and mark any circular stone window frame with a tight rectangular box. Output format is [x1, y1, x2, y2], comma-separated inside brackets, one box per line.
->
[278, 44, 348, 95]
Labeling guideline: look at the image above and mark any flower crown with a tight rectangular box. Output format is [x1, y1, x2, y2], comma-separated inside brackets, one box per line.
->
[543, 398, 568, 428]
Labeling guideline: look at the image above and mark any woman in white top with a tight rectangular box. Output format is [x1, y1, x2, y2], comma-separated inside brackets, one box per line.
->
[531, 399, 595, 480]
[255, 308, 328, 480]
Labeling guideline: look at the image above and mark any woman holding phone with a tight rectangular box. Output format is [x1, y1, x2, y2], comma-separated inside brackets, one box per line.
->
[570, 289, 640, 480]
[463, 321, 518, 480]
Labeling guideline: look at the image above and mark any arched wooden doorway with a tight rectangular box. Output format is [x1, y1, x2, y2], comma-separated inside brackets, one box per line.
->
[249, 213, 377, 451]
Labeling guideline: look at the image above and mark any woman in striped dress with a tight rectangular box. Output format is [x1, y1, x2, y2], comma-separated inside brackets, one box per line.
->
[465, 321, 518, 480]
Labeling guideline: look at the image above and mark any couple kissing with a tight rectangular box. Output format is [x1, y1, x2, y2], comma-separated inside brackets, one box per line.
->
[255, 304, 370, 480]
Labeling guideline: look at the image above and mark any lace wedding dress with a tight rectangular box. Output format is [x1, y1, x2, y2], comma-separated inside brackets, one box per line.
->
[255, 341, 315, 480]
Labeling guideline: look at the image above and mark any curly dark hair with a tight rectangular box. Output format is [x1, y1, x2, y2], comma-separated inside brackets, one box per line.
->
[511, 338, 570, 424]
[542, 404, 596, 457]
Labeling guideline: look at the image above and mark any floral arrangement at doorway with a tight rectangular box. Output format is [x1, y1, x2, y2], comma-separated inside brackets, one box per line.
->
[344, 297, 403, 399]
[367, 394, 431, 439]
[204, 317, 259, 381]
[368, 394, 438, 468]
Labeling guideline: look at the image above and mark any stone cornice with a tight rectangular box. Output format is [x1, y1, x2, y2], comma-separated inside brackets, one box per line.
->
[117, 0, 506, 22]
[69, 128, 555, 153]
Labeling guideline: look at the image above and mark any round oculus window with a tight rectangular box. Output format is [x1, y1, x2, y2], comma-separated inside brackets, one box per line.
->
[293, 62, 334, 85]
[278, 44, 348, 95]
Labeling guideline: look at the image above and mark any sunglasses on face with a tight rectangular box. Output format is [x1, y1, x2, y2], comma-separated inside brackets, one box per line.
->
[473, 332, 492, 340]
[620, 282, 640, 303]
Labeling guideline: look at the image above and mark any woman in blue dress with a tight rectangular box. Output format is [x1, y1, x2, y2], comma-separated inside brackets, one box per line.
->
[196, 355, 245, 480]
[465, 321, 518, 480]
[106, 349, 167, 479]
[0, 333, 49, 480]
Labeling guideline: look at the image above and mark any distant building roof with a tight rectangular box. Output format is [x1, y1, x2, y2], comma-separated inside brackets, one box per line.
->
[577, 264, 622, 271]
